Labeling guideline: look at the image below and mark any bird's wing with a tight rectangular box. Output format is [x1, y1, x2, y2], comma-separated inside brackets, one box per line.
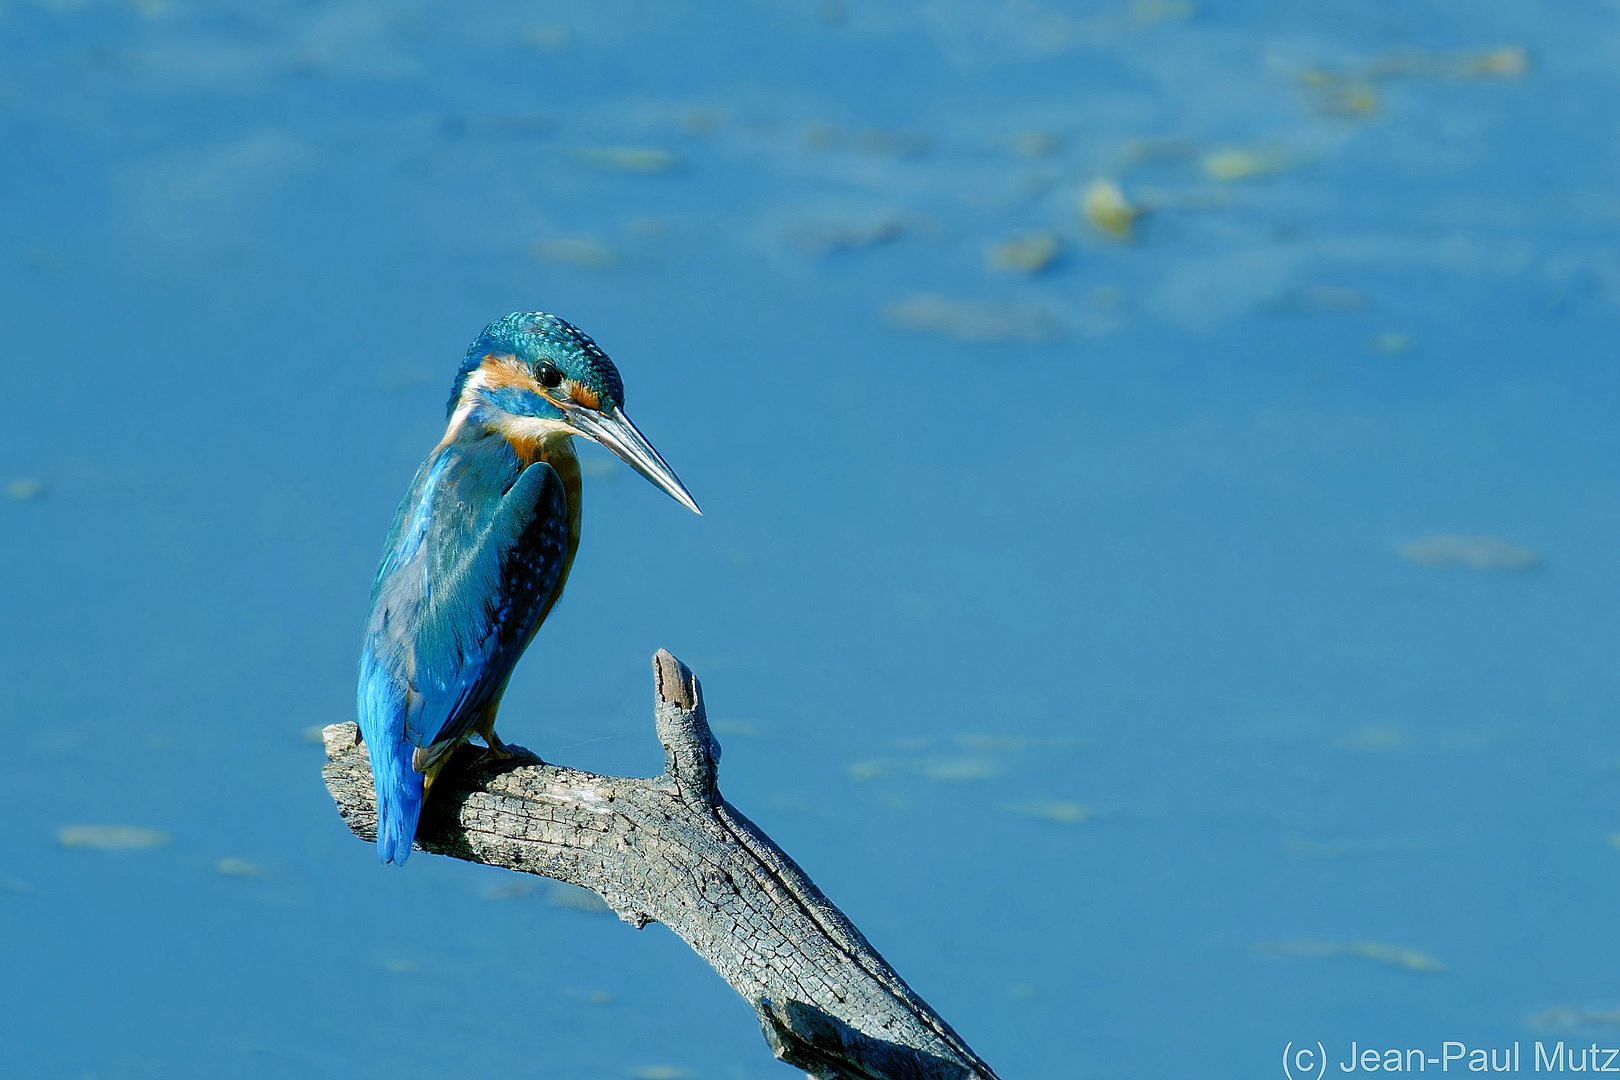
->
[367, 433, 570, 757]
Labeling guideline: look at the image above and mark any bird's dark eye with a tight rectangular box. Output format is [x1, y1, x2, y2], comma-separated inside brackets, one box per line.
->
[536, 364, 563, 390]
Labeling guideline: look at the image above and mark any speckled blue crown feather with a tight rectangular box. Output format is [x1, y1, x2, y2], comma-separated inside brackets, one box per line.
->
[448, 312, 625, 418]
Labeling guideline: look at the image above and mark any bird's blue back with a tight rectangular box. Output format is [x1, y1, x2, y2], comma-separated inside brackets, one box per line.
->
[357, 422, 570, 863]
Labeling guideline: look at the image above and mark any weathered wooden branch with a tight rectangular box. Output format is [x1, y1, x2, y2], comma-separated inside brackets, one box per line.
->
[321, 650, 1002, 1080]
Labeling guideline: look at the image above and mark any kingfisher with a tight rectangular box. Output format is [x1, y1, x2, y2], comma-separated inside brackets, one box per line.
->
[356, 312, 700, 865]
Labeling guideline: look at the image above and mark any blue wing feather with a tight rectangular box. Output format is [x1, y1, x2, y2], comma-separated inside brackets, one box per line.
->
[357, 428, 570, 864]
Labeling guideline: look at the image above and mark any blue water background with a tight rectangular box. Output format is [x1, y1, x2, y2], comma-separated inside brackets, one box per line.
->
[2, 2, 1618, 1077]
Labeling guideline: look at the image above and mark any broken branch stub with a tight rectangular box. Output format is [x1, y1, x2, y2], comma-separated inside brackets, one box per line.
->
[321, 649, 1001, 1080]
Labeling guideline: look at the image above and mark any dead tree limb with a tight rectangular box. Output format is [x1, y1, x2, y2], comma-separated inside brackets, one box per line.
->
[321, 650, 1002, 1080]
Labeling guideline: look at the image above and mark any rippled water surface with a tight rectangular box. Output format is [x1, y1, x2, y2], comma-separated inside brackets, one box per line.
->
[3, 2, 1619, 1077]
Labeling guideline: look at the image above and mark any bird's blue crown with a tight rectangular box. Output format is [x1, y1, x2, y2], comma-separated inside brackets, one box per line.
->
[447, 312, 625, 418]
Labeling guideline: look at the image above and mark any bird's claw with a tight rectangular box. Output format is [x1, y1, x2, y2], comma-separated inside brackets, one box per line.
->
[480, 732, 516, 762]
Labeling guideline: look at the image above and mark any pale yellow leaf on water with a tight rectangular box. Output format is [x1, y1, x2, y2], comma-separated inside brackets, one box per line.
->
[6, 478, 45, 500]
[1005, 799, 1093, 825]
[1398, 534, 1542, 571]
[1347, 941, 1445, 973]
[987, 232, 1062, 274]
[572, 147, 680, 173]
[529, 238, 616, 269]
[58, 825, 172, 850]
[1080, 179, 1138, 239]
[216, 858, 262, 877]
[1202, 148, 1292, 181]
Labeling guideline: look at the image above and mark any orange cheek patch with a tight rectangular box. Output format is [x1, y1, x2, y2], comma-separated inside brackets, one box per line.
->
[478, 354, 540, 392]
[564, 379, 601, 409]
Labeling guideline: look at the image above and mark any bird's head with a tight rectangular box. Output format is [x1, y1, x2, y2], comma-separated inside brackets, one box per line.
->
[449, 312, 700, 514]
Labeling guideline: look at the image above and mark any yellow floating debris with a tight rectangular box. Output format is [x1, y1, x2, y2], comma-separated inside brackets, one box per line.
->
[1317, 83, 1380, 117]
[6, 478, 45, 500]
[987, 232, 1062, 274]
[1348, 941, 1445, 973]
[1398, 534, 1543, 572]
[1005, 799, 1093, 825]
[529, 238, 616, 269]
[1080, 179, 1138, 239]
[58, 825, 172, 850]
[1256, 938, 1443, 973]
[572, 147, 680, 174]
[1459, 46, 1528, 79]
[216, 858, 262, 877]
[1202, 147, 1292, 181]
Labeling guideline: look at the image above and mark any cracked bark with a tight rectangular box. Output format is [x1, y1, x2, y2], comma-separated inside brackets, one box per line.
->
[321, 649, 1002, 1080]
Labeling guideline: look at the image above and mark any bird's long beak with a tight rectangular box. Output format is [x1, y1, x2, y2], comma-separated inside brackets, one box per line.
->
[568, 405, 701, 515]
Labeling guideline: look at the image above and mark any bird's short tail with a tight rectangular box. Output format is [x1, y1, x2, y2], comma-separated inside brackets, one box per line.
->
[373, 753, 423, 865]
[358, 661, 424, 865]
